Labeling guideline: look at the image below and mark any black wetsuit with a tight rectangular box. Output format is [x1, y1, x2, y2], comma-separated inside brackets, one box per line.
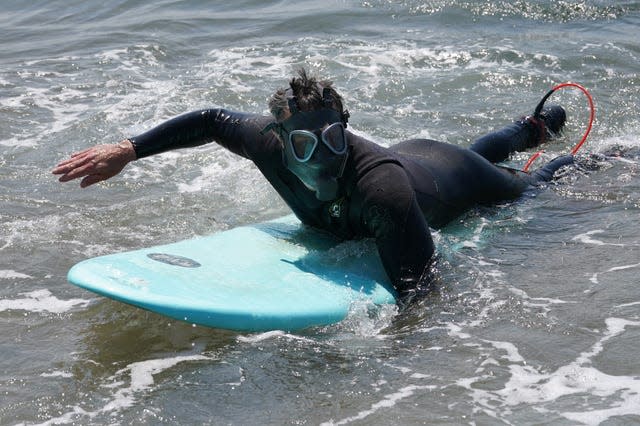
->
[130, 109, 572, 293]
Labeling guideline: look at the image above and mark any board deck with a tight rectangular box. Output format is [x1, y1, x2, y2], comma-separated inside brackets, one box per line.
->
[68, 215, 397, 332]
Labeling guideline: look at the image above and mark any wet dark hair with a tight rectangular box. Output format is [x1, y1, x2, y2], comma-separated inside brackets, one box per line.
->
[269, 68, 345, 121]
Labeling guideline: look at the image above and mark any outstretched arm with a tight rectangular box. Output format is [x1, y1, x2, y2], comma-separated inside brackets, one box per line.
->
[52, 109, 272, 188]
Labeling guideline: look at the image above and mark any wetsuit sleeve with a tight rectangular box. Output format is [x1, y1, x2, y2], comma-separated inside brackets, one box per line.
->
[128, 109, 273, 160]
[527, 154, 574, 183]
[358, 163, 436, 294]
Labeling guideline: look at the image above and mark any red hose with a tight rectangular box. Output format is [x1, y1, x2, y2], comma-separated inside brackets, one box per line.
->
[522, 82, 595, 172]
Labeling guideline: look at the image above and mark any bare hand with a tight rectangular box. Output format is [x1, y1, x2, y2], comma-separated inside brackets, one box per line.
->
[52, 140, 137, 188]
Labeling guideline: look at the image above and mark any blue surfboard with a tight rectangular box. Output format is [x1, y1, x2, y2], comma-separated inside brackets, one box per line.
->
[68, 215, 397, 332]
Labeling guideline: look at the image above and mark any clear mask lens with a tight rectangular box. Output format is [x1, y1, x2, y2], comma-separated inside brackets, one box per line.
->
[321, 122, 346, 154]
[287, 123, 346, 162]
[289, 131, 318, 161]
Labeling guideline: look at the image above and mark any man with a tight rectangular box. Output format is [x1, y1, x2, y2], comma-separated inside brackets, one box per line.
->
[53, 69, 572, 295]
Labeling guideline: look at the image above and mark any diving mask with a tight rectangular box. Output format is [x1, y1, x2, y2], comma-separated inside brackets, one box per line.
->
[262, 107, 350, 201]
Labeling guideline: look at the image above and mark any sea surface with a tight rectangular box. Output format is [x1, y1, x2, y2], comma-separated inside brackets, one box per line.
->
[2, 1, 640, 424]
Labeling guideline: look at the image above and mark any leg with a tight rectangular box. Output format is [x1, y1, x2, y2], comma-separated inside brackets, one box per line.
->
[393, 140, 534, 226]
[470, 105, 566, 163]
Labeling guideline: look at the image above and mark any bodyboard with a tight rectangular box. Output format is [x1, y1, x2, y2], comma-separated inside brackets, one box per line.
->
[68, 215, 397, 332]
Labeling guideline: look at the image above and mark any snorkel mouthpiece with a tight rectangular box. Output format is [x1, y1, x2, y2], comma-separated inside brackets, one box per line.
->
[314, 177, 341, 202]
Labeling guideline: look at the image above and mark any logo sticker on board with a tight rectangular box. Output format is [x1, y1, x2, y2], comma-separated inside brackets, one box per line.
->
[147, 253, 201, 268]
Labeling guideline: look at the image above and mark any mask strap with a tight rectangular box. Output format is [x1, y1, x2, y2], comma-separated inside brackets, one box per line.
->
[260, 121, 280, 135]
[287, 97, 299, 114]
[321, 87, 333, 108]
[321, 86, 349, 127]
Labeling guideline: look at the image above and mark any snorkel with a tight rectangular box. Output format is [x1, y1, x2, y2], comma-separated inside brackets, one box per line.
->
[262, 87, 351, 201]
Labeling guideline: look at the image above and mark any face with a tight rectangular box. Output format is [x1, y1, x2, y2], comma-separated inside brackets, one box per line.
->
[276, 108, 349, 201]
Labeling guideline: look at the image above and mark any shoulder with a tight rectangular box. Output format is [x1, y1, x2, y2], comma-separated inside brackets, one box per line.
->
[357, 161, 411, 198]
[206, 108, 281, 160]
[347, 132, 406, 179]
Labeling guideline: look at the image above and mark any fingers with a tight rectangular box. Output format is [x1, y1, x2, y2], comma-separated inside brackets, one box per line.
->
[52, 157, 76, 174]
[51, 155, 95, 182]
[52, 150, 94, 175]
[80, 174, 105, 188]
[56, 160, 96, 182]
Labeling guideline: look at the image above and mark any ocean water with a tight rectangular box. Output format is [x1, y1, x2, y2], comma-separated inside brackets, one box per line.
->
[1, 0, 640, 424]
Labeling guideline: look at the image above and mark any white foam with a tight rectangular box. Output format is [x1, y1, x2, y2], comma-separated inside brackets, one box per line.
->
[175, 150, 250, 194]
[616, 301, 640, 309]
[598, 133, 640, 151]
[0, 137, 36, 148]
[4, 85, 89, 142]
[507, 286, 573, 317]
[484, 340, 525, 363]
[0, 270, 32, 280]
[446, 322, 472, 340]
[607, 262, 640, 273]
[0, 214, 118, 256]
[34, 354, 210, 426]
[460, 267, 510, 328]
[97, 45, 162, 70]
[335, 301, 398, 338]
[1, 45, 181, 151]
[463, 217, 489, 249]
[456, 318, 640, 424]
[571, 229, 625, 246]
[104, 355, 210, 411]
[237, 330, 317, 344]
[41, 371, 73, 378]
[588, 262, 640, 288]
[321, 384, 436, 426]
[0, 289, 91, 314]
[32, 406, 92, 426]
